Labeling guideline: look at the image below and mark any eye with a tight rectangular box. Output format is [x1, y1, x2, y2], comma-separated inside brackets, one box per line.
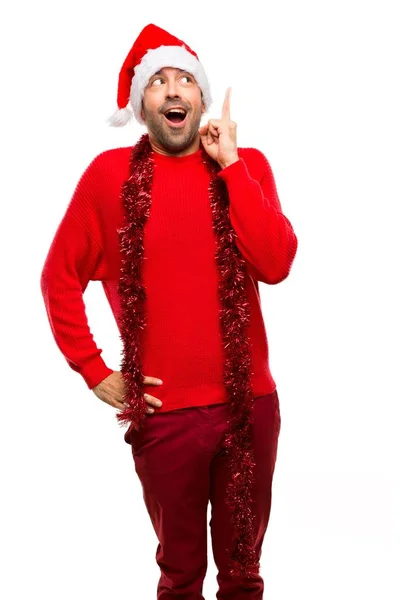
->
[149, 74, 193, 87]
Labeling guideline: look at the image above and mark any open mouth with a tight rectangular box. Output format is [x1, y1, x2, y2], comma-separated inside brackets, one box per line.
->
[164, 108, 188, 127]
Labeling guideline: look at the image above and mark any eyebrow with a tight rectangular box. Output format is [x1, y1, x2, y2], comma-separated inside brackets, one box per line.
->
[152, 69, 190, 76]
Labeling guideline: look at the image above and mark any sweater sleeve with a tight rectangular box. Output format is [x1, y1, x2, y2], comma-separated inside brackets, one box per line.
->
[40, 155, 114, 390]
[217, 148, 298, 285]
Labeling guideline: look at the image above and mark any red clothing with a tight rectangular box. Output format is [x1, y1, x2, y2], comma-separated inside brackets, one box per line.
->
[40, 145, 298, 412]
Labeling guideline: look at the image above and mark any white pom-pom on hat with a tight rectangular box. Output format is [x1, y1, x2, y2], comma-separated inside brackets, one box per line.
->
[107, 107, 134, 127]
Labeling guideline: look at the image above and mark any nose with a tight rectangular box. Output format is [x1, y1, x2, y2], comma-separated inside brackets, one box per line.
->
[165, 77, 181, 99]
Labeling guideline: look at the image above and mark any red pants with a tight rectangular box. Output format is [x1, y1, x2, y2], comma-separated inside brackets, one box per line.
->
[124, 389, 281, 599]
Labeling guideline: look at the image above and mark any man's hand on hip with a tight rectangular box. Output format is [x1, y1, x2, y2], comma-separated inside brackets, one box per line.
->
[92, 371, 163, 413]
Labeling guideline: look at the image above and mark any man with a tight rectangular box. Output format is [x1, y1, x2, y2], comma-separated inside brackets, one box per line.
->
[40, 23, 298, 600]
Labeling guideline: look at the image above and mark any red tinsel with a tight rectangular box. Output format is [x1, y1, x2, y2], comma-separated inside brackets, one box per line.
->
[116, 133, 259, 579]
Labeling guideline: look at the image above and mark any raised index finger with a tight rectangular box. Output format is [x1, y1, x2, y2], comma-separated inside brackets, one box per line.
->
[221, 87, 232, 121]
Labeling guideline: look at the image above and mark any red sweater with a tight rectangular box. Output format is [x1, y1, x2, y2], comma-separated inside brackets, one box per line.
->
[40, 145, 298, 412]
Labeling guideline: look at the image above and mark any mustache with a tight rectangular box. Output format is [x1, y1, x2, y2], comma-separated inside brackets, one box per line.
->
[160, 103, 190, 114]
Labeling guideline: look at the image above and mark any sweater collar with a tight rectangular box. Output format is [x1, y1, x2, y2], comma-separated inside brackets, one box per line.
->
[151, 146, 203, 166]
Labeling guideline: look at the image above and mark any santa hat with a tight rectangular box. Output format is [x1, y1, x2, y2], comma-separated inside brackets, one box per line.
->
[107, 23, 213, 127]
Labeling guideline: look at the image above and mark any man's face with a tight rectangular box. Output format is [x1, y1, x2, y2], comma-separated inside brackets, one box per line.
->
[140, 67, 206, 153]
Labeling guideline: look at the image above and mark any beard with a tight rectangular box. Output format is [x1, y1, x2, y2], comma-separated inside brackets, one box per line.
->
[142, 104, 203, 154]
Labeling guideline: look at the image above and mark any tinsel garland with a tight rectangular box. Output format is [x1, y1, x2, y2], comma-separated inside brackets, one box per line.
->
[116, 133, 259, 579]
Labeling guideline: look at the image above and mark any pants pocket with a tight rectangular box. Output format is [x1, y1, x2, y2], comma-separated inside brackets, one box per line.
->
[124, 422, 134, 445]
[124, 420, 146, 446]
[273, 389, 281, 433]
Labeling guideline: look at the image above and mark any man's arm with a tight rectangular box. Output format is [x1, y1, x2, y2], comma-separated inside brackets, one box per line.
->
[40, 156, 114, 389]
[217, 148, 298, 284]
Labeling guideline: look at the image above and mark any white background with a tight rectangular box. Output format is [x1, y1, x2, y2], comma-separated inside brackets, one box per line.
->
[1, 1, 413, 598]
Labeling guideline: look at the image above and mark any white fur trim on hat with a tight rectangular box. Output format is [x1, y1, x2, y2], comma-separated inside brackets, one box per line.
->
[129, 44, 212, 125]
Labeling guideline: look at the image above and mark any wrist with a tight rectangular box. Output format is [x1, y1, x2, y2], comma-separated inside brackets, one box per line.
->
[218, 154, 240, 169]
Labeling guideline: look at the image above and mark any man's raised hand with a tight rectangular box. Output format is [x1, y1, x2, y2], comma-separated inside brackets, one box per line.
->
[198, 87, 240, 169]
